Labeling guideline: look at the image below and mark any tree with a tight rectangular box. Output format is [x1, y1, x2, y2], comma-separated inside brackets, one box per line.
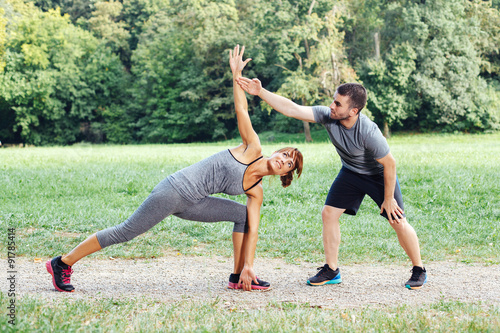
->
[29, 0, 93, 22]
[243, 0, 357, 140]
[355, 0, 499, 133]
[359, 42, 418, 137]
[0, 1, 128, 144]
[0, 7, 6, 72]
[77, 1, 131, 64]
[3, 0, 498, 145]
[128, 0, 244, 143]
[341, 0, 386, 67]
[402, 0, 497, 131]
[121, 0, 167, 66]
[465, 0, 500, 79]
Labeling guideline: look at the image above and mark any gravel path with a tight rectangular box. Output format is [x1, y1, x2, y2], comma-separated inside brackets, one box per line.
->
[6, 256, 500, 309]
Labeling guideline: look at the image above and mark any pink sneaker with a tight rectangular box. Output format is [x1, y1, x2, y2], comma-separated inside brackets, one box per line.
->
[227, 273, 270, 290]
[46, 256, 75, 292]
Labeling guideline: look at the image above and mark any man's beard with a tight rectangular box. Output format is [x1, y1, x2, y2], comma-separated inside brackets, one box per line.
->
[330, 112, 350, 121]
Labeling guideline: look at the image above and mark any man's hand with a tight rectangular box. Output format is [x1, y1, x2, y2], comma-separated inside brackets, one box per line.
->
[236, 77, 262, 96]
[380, 198, 405, 224]
[238, 266, 258, 291]
[229, 45, 251, 75]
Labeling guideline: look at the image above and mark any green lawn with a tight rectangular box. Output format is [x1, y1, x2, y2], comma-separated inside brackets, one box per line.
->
[2, 294, 498, 332]
[1, 132, 499, 331]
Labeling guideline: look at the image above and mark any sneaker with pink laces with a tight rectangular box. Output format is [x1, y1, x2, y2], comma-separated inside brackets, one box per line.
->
[227, 273, 270, 290]
[46, 256, 75, 292]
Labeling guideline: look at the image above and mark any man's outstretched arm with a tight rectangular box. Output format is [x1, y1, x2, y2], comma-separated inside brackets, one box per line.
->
[237, 77, 316, 123]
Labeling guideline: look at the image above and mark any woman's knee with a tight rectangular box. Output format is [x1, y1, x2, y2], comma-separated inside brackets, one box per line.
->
[96, 226, 135, 248]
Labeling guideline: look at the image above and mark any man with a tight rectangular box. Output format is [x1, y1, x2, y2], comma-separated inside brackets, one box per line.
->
[236, 77, 427, 290]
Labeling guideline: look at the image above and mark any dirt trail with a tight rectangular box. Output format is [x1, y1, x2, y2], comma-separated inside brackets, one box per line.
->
[5, 256, 500, 309]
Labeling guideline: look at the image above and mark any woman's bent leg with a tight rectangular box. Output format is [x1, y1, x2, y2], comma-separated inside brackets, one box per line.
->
[232, 232, 246, 273]
[174, 196, 248, 277]
[173, 196, 247, 232]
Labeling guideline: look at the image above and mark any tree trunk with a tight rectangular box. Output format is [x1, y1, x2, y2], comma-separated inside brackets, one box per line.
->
[303, 121, 312, 142]
[374, 32, 380, 61]
[383, 121, 391, 138]
[298, 0, 316, 144]
[308, 0, 316, 15]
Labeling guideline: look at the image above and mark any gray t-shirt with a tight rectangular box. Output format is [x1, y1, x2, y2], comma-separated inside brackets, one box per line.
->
[313, 106, 390, 175]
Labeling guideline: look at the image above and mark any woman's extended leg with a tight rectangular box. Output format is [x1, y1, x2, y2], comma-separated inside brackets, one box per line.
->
[96, 179, 184, 249]
[46, 233, 102, 292]
[62, 233, 101, 266]
[47, 178, 182, 292]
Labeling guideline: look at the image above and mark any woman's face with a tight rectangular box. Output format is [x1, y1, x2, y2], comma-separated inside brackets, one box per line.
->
[268, 150, 296, 175]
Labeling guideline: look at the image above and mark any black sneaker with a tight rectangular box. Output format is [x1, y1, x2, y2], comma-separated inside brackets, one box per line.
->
[405, 266, 427, 290]
[227, 273, 270, 290]
[46, 256, 75, 292]
[307, 264, 342, 286]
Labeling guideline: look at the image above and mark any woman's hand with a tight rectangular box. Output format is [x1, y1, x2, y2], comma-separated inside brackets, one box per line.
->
[229, 45, 251, 75]
[238, 265, 258, 291]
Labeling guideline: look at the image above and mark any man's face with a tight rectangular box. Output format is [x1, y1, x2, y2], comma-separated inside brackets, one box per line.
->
[329, 93, 355, 120]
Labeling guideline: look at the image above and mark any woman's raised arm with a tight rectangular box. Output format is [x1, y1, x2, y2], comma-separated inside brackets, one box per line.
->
[229, 45, 260, 147]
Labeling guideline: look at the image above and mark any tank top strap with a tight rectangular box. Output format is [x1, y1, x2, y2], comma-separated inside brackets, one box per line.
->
[243, 155, 263, 192]
[248, 155, 263, 166]
[244, 178, 262, 192]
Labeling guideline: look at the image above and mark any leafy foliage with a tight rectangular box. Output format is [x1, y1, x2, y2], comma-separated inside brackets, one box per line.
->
[0, 0, 499, 145]
[0, 1, 128, 144]
[404, 0, 498, 132]
[357, 0, 499, 134]
[0, 7, 6, 72]
[359, 42, 418, 135]
[128, 0, 242, 142]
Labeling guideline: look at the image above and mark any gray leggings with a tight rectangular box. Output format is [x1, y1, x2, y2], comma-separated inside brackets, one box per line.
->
[96, 178, 248, 249]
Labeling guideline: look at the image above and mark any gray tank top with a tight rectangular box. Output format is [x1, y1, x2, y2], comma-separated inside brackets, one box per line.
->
[168, 149, 262, 202]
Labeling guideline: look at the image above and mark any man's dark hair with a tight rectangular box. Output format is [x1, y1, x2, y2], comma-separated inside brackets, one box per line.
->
[336, 83, 367, 113]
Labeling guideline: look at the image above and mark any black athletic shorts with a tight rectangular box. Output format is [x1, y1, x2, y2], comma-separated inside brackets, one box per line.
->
[325, 166, 405, 220]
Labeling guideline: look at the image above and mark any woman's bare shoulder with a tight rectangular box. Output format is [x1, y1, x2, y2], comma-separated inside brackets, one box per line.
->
[229, 143, 263, 164]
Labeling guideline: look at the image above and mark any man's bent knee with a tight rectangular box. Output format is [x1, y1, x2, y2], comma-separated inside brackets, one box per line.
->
[322, 206, 345, 223]
[389, 217, 409, 231]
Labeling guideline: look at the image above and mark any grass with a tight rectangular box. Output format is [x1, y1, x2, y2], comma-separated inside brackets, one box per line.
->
[1, 132, 499, 331]
[1, 132, 498, 264]
[1, 293, 498, 332]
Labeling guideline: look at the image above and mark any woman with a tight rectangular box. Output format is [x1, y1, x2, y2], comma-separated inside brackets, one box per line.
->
[46, 45, 303, 292]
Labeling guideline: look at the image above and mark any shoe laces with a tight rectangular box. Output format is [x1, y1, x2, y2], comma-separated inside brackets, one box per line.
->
[409, 267, 422, 281]
[61, 266, 73, 284]
[316, 265, 330, 277]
